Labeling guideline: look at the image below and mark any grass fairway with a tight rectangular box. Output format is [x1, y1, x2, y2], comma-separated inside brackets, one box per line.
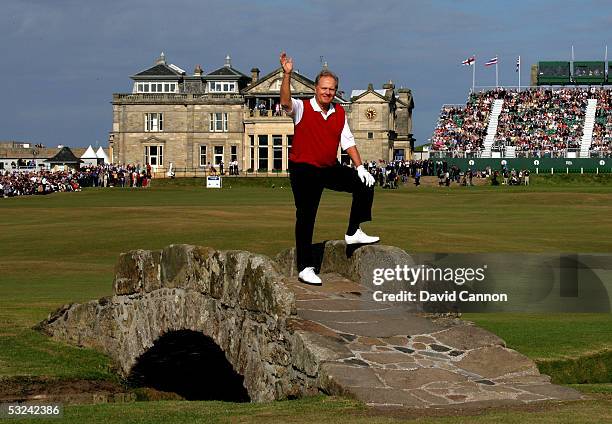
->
[8, 395, 612, 423]
[1, 177, 611, 421]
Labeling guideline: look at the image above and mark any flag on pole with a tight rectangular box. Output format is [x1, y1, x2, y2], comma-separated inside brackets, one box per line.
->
[462, 56, 475, 66]
[516, 56, 520, 72]
[485, 57, 498, 66]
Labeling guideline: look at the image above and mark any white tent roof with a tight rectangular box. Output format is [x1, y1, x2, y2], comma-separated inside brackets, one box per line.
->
[96, 147, 109, 162]
[81, 145, 97, 159]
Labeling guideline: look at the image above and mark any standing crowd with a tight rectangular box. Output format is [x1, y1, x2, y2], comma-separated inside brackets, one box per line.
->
[1, 163, 154, 198]
[0, 170, 81, 197]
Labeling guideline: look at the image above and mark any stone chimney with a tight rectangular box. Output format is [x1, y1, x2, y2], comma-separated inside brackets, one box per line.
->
[251, 67, 260, 82]
[224, 54, 232, 68]
[382, 80, 395, 90]
[193, 64, 203, 76]
[398, 88, 412, 105]
[155, 52, 166, 65]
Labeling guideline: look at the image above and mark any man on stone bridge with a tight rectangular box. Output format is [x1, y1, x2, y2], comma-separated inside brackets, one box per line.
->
[280, 51, 379, 286]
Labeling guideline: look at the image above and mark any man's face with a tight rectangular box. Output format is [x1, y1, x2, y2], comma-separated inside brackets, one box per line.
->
[315, 76, 337, 108]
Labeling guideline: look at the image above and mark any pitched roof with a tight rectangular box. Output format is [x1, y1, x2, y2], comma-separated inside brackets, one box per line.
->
[0, 147, 58, 159]
[133, 63, 184, 77]
[45, 147, 82, 163]
[351, 89, 387, 98]
[207, 65, 249, 79]
[242, 67, 347, 102]
[243, 67, 313, 93]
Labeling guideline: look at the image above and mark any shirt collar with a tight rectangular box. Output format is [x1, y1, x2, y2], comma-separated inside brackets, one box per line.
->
[310, 97, 335, 116]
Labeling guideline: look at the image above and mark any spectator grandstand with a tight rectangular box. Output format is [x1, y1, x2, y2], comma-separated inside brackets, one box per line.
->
[593, 89, 612, 157]
[431, 91, 492, 156]
[431, 87, 612, 159]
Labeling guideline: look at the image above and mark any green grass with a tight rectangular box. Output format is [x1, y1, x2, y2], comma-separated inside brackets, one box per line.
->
[537, 350, 612, 384]
[531, 174, 612, 186]
[462, 313, 612, 360]
[1, 177, 611, 421]
[464, 313, 612, 384]
[569, 383, 612, 394]
[0, 328, 117, 380]
[9, 396, 612, 424]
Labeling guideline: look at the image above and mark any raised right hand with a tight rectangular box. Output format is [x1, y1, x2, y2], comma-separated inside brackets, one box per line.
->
[280, 51, 293, 74]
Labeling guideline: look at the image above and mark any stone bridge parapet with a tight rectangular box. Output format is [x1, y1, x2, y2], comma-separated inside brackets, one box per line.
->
[38, 245, 318, 402]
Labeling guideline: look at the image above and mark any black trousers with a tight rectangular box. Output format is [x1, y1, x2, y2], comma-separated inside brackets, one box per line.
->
[289, 161, 374, 271]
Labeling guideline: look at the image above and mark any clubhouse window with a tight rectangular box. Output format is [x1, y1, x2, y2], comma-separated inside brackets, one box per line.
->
[286, 135, 293, 170]
[249, 135, 255, 170]
[258, 135, 268, 171]
[214, 146, 224, 165]
[273, 135, 282, 170]
[145, 113, 163, 132]
[136, 82, 177, 93]
[209, 113, 228, 132]
[340, 150, 350, 165]
[200, 146, 207, 167]
[208, 81, 236, 93]
[144, 145, 163, 166]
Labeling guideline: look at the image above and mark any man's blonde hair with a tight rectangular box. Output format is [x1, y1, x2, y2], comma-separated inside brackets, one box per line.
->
[315, 70, 339, 90]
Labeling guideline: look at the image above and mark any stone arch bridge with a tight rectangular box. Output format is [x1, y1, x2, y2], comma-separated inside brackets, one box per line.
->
[38, 242, 582, 407]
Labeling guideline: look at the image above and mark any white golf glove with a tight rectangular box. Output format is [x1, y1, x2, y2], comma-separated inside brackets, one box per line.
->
[357, 165, 375, 187]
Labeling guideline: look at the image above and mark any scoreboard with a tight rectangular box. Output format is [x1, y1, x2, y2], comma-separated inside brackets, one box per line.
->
[573, 61, 605, 84]
[537, 61, 608, 85]
[537, 62, 570, 85]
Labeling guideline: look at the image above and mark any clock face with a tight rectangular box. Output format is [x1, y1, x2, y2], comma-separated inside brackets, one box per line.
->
[365, 107, 377, 120]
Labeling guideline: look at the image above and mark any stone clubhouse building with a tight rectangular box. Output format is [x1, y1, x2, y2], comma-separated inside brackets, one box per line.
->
[109, 53, 414, 174]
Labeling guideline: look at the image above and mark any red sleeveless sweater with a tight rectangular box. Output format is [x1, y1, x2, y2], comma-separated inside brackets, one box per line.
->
[290, 100, 345, 167]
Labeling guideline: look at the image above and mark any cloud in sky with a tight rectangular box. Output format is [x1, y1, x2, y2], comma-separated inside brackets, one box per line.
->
[0, 0, 609, 148]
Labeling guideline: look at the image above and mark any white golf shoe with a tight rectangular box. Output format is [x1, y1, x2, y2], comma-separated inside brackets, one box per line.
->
[298, 267, 322, 286]
[345, 228, 380, 245]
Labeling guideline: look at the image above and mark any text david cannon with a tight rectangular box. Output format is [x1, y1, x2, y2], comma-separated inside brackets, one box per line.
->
[373, 290, 508, 302]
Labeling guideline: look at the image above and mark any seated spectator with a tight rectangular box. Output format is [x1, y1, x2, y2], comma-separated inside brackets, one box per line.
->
[431, 87, 612, 158]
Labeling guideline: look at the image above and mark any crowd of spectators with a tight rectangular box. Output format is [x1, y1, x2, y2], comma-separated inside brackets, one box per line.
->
[490, 167, 530, 186]
[430, 91, 493, 155]
[431, 87, 612, 158]
[75, 164, 153, 188]
[364, 159, 439, 188]
[593, 89, 612, 157]
[495, 88, 587, 157]
[1, 170, 81, 197]
[1, 164, 153, 198]
[384, 159, 533, 188]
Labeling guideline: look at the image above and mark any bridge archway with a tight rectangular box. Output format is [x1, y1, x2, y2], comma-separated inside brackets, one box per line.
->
[128, 330, 250, 401]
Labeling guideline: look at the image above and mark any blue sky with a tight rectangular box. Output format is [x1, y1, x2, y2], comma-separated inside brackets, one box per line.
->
[0, 0, 610, 148]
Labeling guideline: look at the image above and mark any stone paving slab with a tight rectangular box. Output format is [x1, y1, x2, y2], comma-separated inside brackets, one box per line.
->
[284, 271, 586, 408]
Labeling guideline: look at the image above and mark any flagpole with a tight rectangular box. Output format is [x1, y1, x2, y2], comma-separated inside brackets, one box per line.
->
[472, 57, 476, 92]
[518, 56, 521, 92]
[571, 45, 575, 83]
[496, 60, 499, 88]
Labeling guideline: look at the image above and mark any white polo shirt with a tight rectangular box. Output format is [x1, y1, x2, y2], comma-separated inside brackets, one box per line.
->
[287, 97, 356, 151]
